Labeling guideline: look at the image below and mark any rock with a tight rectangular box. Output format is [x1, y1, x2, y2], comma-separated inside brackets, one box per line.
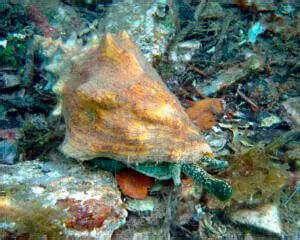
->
[205, 131, 227, 153]
[63, 0, 113, 6]
[0, 128, 18, 140]
[0, 158, 127, 239]
[247, 21, 266, 44]
[257, 112, 282, 128]
[100, 0, 176, 62]
[278, 3, 296, 16]
[229, 204, 282, 237]
[0, 140, 18, 164]
[169, 40, 201, 72]
[286, 148, 300, 163]
[132, 226, 170, 240]
[0, 39, 7, 48]
[197, 54, 264, 96]
[282, 97, 300, 127]
[200, 2, 224, 20]
[125, 197, 155, 215]
[113, 224, 170, 240]
[52, 4, 84, 37]
[218, 0, 276, 12]
[0, 105, 7, 120]
[175, 178, 203, 225]
[0, 73, 20, 89]
[244, 232, 254, 240]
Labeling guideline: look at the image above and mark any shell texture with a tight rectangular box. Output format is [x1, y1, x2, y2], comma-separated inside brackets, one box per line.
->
[47, 32, 212, 164]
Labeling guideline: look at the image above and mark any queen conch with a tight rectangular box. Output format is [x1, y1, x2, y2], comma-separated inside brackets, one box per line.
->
[46, 32, 212, 164]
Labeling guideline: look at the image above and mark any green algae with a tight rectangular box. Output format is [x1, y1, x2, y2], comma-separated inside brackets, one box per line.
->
[0, 34, 26, 68]
[0, 199, 66, 240]
[223, 143, 290, 203]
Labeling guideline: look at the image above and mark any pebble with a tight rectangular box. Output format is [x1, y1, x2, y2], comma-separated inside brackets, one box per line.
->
[229, 204, 282, 237]
[0, 73, 20, 89]
[248, 21, 266, 44]
[257, 112, 282, 128]
[113, 225, 170, 240]
[0, 39, 7, 48]
[126, 197, 155, 214]
[198, 54, 264, 96]
[132, 226, 170, 240]
[169, 40, 201, 72]
[199, 2, 224, 20]
[205, 132, 227, 153]
[0, 140, 18, 164]
[282, 97, 300, 127]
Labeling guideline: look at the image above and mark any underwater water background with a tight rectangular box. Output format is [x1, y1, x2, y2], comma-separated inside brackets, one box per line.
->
[0, 0, 299, 239]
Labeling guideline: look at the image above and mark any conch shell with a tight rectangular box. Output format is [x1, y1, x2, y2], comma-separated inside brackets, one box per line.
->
[53, 32, 212, 163]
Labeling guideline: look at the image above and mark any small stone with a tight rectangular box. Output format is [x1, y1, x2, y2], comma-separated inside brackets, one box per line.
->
[257, 112, 282, 128]
[229, 204, 282, 237]
[205, 132, 227, 153]
[200, 2, 224, 20]
[197, 54, 264, 96]
[248, 21, 266, 44]
[169, 40, 201, 72]
[0, 105, 7, 120]
[132, 226, 170, 240]
[0, 140, 18, 165]
[113, 225, 170, 240]
[244, 232, 254, 240]
[175, 178, 203, 224]
[0, 128, 17, 140]
[278, 3, 296, 15]
[0, 73, 20, 89]
[0, 39, 7, 48]
[282, 97, 300, 127]
[125, 197, 155, 214]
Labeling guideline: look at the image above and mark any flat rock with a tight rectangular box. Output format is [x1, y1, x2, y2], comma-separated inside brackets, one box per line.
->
[0, 157, 127, 239]
[126, 197, 155, 214]
[0, 140, 18, 164]
[113, 225, 170, 240]
[282, 97, 300, 127]
[0, 73, 20, 89]
[229, 204, 282, 237]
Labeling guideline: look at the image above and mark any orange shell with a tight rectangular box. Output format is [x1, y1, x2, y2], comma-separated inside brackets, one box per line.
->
[56, 32, 212, 163]
[116, 169, 153, 199]
[186, 98, 224, 130]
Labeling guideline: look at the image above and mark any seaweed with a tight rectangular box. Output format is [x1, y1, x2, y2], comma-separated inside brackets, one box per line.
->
[0, 199, 66, 240]
[0, 34, 27, 68]
[222, 142, 290, 204]
[17, 114, 63, 160]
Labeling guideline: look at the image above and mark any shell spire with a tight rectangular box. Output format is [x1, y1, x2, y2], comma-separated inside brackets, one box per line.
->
[52, 32, 212, 163]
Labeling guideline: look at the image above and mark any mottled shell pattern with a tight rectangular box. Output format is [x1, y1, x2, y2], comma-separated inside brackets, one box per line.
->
[38, 32, 212, 164]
